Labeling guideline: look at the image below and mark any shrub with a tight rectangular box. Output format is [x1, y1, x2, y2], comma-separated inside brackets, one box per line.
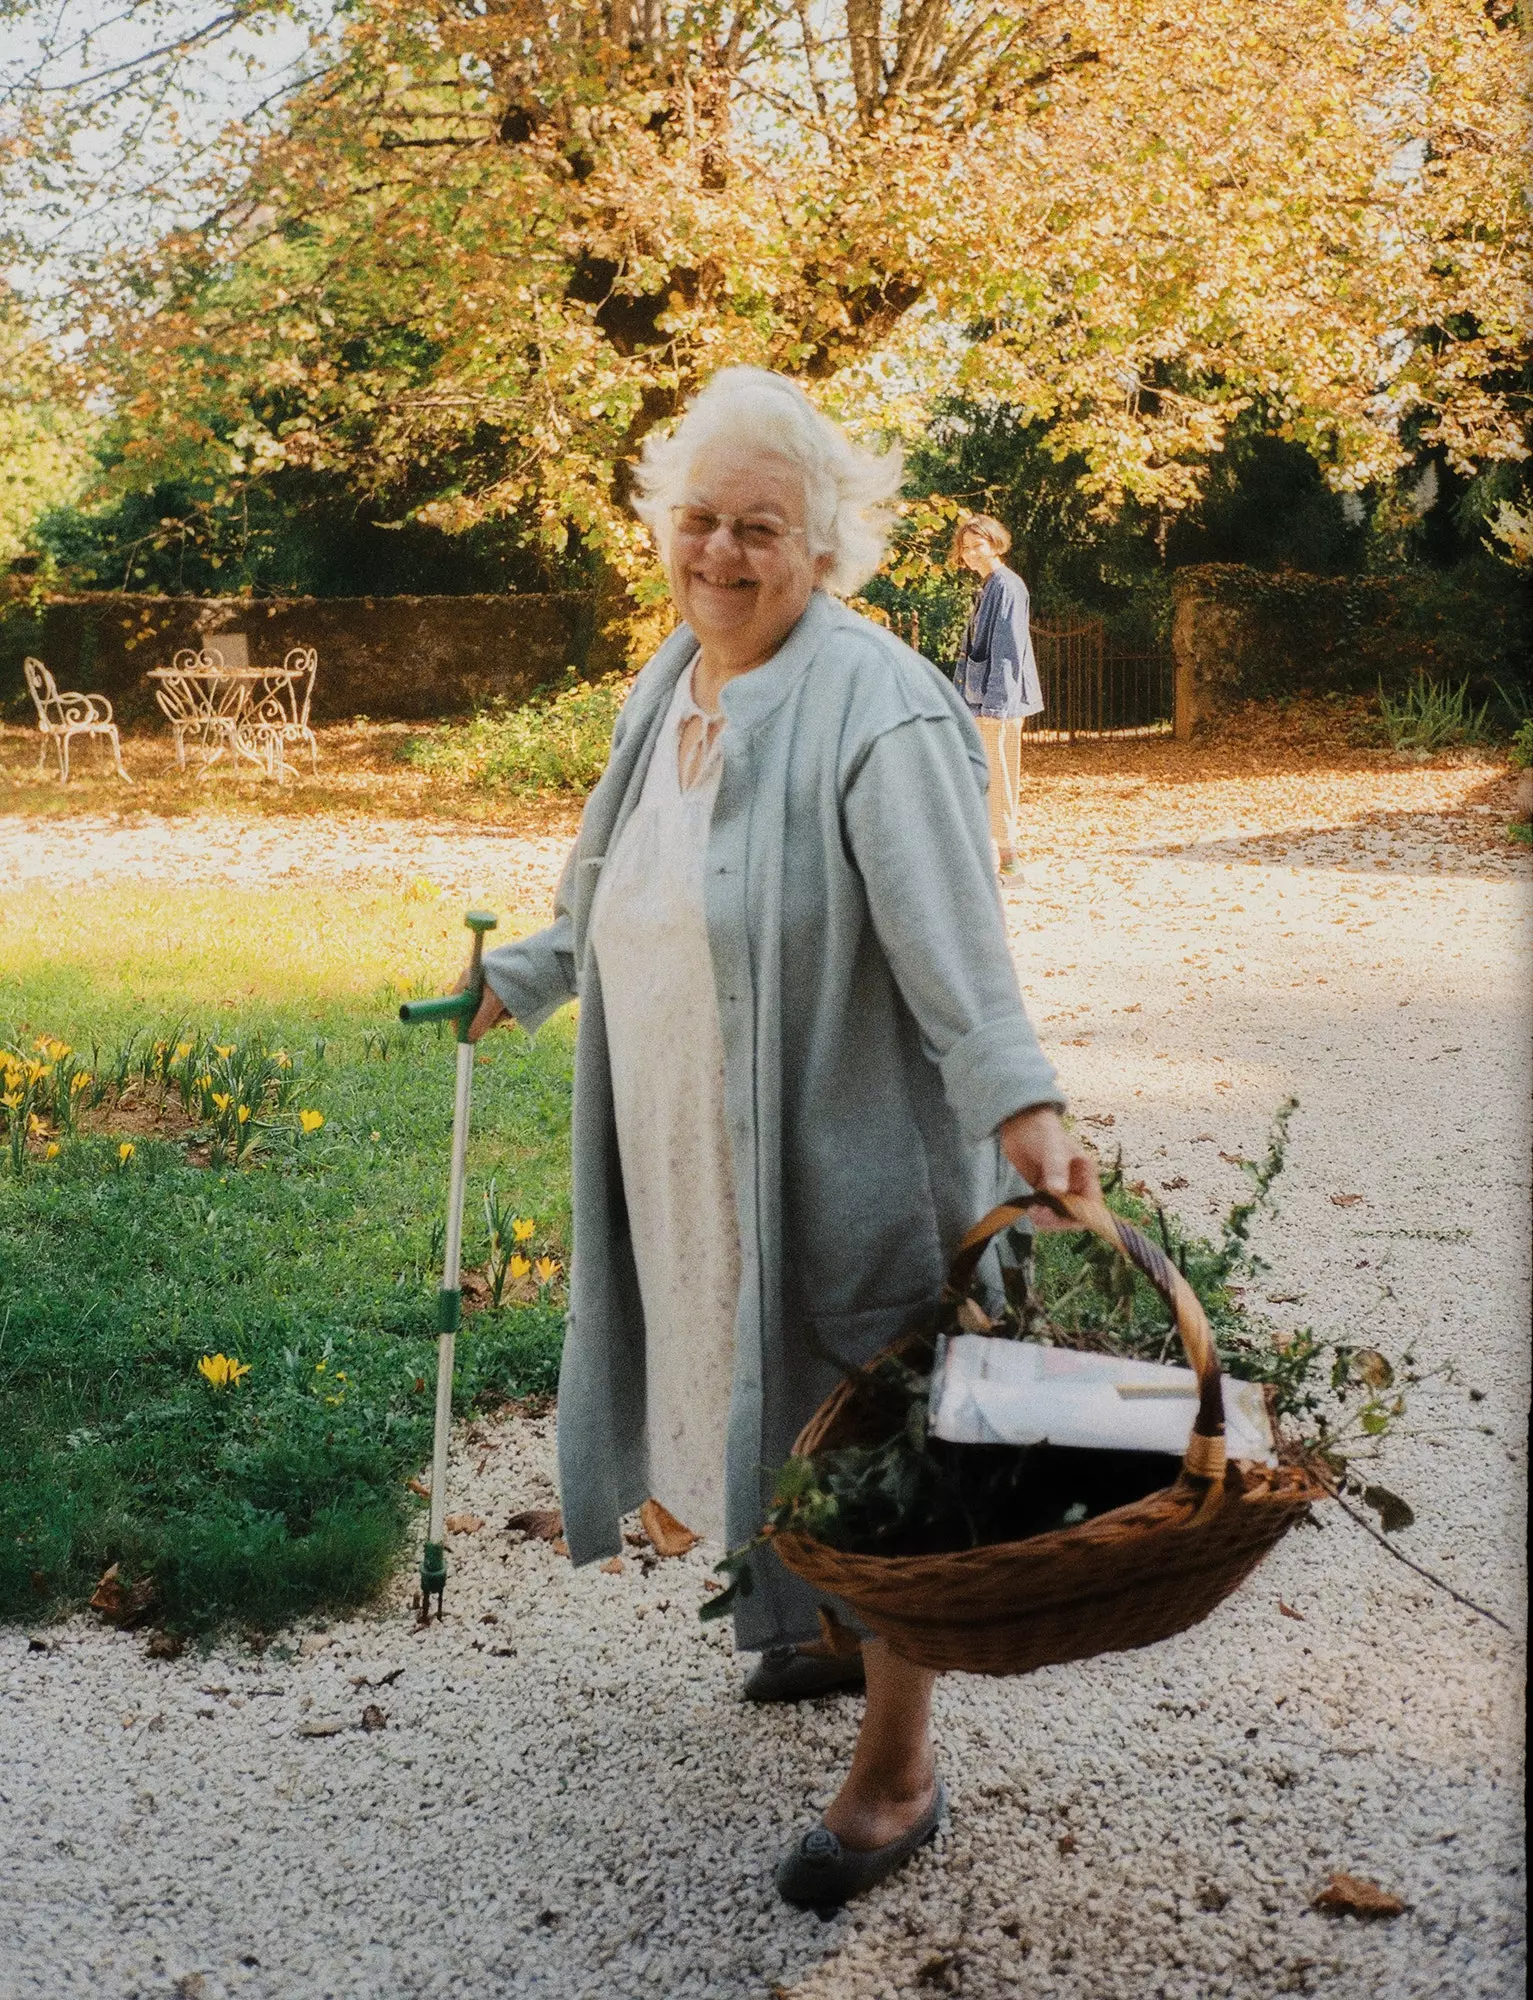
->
[1377, 674, 1489, 755]
[403, 671, 629, 793]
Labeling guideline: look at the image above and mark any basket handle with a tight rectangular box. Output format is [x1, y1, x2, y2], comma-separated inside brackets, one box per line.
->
[948, 1192, 1226, 1484]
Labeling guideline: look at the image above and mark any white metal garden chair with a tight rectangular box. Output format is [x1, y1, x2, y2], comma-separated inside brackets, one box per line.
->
[23, 657, 131, 783]
[153, 648, 243, 770]
[247, 646, 320, 780]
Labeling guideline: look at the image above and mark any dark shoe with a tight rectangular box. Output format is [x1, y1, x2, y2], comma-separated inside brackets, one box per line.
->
[775, 1779, 948, 1910]
[744, 1643, 866, 1704]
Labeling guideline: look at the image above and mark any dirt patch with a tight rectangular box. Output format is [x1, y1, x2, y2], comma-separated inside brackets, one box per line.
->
[76, 1084, 199, 1145]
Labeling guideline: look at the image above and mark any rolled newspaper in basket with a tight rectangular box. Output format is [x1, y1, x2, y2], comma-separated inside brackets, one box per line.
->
[947, 1189, 1227, 1485]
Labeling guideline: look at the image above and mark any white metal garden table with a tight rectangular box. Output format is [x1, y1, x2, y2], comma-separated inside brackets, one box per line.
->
[148, 648, 317, 783]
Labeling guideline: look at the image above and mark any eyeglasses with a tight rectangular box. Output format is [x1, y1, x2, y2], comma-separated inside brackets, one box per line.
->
[669, 504, 805, 553]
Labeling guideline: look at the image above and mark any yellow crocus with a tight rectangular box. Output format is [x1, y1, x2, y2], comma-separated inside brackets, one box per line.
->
[45, 1142, 60, 1160]
[211, 1092, 230, 1112]
[236, 1104, 251, 1124]
[118, 1142, 135, 1164]
[299, 1110, 324, 1134]
[174, 1043, 193, 1060]
[197, 1353, 250, 1389]
[71, 1071, 91, 1092]
[2, 1092, 22, 1112]
[214, 1045, 235, 1059]
[509, 1254, 532, 1281]
[512, 1217, 536, 1243]
[533, 1255, 561, 1284]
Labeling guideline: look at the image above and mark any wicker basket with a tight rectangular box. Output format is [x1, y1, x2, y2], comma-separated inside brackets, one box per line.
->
[773, 1191, 1327, 1676]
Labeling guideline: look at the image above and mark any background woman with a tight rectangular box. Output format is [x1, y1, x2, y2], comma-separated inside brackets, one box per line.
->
[456, 369, 1096, 1907]
[952, 514, 1043, 874]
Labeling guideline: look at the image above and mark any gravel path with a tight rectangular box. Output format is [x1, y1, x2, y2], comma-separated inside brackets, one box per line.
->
[1, 759, 1526, 2000]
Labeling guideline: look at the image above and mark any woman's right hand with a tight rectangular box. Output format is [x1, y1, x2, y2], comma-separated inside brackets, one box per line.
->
[454, 963, 512, 1043]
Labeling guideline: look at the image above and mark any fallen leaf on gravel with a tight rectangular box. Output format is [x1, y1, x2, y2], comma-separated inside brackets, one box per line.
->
[89, 1563, 158, 1628]
[407, 1477, 431, 1498]
[1312, 1873, 1407, 1918]
[297, 1718, 346, 1739]
[145, 1631, 185, 1661]
[1267, 1292, 1304, 1304]
[1350, 1350, 1395, 1389]
[1219, 1151, 1251, 1166]
[1192, 1134, 1217, 1143]
[1330, 1193, 1365, 1207]
[599, 1556, 624, 1575]
[1081, 1112, 1116, 1127]
[173, 1976, 208, 2000]
[480, 1611, 499, 1624]
[298, 1634, 332, 1657]
[1160, 1176, 1189, 1190]
[1278, 1601, 1305, 1621]
[1198, 1885, 1230, 1912]
[505, 1508, 563, 1542]
[360, 1705, 388, 1732]
[552, 1538, 569, 1557]
[1362, 1483, 1415, 1533]
[702, 1577, 723, 1593]
[1057, 1833, 1078, 1855]
[445, 1513, 484, 1535]
[26, 1636, 51, 1654]
[639, 1498, 700, 1557]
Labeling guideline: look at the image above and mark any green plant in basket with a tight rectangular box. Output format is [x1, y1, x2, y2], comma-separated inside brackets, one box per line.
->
[702, 1100, 1413, 1623]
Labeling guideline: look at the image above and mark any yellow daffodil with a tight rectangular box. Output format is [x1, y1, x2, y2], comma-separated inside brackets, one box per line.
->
[533, 1255, 561, 1284]
[197, 1352, 250, 1389]
[236, 1104, 251, 1124]
[211, 1092, 230, 1112]
[299, 1110, 324, 1134]
[70, 1071, 90, 1092]
[175, 1043, 193, 1060]
[512, 1217, 536, 1243]
[2, 1092, 22, 1112]
[196, 1073, 212, 1091]
[45, 1142, 60, 1160]
[27, 1114, 44, 1135]
[509, 1254, 532, 1281]
[214, 1045, 235, 1060]
[118, 1142, 135, 1164]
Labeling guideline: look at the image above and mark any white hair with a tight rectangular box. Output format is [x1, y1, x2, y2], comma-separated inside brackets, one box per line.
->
[630, 366, 903, 596]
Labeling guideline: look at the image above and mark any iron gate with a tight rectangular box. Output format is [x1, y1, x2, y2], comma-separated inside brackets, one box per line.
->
[1025, 620, 1173, 740]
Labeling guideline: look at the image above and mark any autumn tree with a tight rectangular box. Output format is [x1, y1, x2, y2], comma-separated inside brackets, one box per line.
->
[3, 0, 1524, 605]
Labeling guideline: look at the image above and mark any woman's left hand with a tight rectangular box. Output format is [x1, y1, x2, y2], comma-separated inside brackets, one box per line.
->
[997, 1105, 1101, 1227]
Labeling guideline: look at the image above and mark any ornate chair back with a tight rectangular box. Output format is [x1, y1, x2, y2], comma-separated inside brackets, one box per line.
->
[23, 657, 61, 719]
[282, 647, 318, 728]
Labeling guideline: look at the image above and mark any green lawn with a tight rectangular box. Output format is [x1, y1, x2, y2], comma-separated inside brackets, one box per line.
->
[0, 877, 574, 1631]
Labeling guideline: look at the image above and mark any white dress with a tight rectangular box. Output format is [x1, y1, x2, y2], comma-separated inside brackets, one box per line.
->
[587, 664, 740, 1542]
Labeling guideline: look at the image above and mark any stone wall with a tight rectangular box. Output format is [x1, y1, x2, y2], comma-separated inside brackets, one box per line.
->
[2, 592, 596, 724]
[1170, 562, 1528, 737]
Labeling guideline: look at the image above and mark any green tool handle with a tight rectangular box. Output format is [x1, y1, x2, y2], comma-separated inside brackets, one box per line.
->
[398, 909, 499, 1043]
[398, 992, 472, 1029]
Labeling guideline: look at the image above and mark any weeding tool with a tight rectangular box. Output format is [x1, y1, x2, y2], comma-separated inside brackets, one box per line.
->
[398, 908, 499, 1620]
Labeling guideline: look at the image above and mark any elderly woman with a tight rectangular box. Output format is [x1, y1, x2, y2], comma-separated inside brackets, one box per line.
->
[459, 368, 1095, 1907]
[952, 513, 1043, 875]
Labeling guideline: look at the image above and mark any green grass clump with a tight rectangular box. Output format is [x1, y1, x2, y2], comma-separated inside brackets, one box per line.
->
[1377, 672, 1489, 754]
[403, 671, 629, 793]
[0, 877, 574, 1633]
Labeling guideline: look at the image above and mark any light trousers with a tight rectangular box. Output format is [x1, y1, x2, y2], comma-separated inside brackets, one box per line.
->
[976, 715, 1022, 860]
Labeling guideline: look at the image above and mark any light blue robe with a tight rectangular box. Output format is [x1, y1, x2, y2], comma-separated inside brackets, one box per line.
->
[481, 591, 1063, 1648]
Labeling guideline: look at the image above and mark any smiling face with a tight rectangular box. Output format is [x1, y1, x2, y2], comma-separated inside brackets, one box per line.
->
[957, 526, 1001, 577]
[667, 440, 830, 675]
